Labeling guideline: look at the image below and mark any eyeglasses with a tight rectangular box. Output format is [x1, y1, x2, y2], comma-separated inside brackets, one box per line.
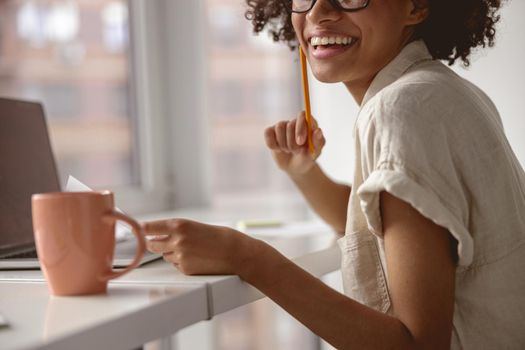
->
[287, 0, 370, 13]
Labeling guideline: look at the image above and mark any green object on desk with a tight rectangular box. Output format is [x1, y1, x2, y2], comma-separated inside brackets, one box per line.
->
[236, 220, 283, 231]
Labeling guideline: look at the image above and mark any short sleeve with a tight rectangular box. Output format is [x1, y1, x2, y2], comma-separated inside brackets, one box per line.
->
[356, 87, 474, 266]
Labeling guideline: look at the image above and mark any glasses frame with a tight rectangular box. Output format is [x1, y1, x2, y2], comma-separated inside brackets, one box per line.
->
[286, 0, 371, 14]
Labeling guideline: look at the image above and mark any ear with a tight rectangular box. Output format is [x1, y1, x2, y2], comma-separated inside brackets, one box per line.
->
[406, 0, 429, 25]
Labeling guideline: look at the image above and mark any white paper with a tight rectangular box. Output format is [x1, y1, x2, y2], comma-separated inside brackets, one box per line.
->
[65, 175, 132, 242]
[65, 175, 93, 193]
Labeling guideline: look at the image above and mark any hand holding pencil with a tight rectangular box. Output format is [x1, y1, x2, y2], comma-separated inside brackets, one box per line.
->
[263, 46, 325, 176]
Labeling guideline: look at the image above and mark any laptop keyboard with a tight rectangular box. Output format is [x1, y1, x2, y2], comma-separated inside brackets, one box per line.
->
[3, 249, 38, 259]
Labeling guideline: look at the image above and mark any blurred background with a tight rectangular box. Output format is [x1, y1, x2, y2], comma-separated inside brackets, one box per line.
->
[0, 0, 306, 216]
[0, 0, 523, 349]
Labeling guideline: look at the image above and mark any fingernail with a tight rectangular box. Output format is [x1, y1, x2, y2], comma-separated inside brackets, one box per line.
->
[297, 135, 305, 144]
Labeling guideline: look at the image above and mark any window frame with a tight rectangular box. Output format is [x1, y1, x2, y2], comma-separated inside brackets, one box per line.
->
[113, 0, 210, 215]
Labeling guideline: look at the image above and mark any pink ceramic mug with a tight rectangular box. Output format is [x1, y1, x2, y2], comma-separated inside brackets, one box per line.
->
[32, 191, 145, 296]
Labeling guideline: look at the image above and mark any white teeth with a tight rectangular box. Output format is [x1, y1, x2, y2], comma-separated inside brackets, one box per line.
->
[310, 36, 355, 47]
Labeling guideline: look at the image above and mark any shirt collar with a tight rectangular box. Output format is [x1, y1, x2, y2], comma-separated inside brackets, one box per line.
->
[360, 40, 433, 107]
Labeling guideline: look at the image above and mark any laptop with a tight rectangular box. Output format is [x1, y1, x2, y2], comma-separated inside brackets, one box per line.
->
[0, 97, 160, 270]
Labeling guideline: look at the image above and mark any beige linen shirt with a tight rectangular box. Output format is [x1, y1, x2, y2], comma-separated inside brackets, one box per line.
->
[339, 40, 525, 349]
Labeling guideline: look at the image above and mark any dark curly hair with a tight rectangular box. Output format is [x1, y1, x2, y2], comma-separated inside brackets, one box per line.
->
[244, 0, 505, 66]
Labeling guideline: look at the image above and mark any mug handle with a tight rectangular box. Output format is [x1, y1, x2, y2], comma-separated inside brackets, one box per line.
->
[100, 209, 146, 281]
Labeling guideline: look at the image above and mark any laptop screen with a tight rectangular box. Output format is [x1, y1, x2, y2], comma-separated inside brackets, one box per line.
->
[0, 98, 61, 256]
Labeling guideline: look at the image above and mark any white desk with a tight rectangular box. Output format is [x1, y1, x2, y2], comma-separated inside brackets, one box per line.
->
[0, 216, 341, 350]
[0, 282, 208, 350]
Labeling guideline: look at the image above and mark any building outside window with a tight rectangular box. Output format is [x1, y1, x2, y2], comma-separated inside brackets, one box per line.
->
[206, 0, 305, 212]
[0, 0, 137, 189]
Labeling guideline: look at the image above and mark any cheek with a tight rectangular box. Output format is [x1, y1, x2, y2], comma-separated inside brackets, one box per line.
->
[359, 18, 403, 59]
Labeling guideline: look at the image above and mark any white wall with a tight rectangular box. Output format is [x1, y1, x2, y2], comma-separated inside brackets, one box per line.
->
[452, 0, 525, 165]
[311, 0, 525, 182]
[309, 73, 358, 185]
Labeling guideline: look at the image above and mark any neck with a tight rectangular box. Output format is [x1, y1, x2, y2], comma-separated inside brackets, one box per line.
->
[345, 32, 417, 106]
[343, 75, 375, 106]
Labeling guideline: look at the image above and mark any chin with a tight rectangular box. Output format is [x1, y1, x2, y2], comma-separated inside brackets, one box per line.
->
[311, 69, 345, 84]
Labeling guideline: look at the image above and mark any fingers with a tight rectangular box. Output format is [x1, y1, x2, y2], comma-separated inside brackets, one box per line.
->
[142, 218, 219, 251]
[264, 122, 288, 153]
[161, 251, 175, 263]
[141, 218, 241, 275]
[264, 127, 279, 150]
[275, 121, 288, 152]
[142, 219, 188, 255]
[312, 128, 326, 158]
[265, 111, 318, 154]
[297, 111, 325, 157]
[142, 218, 192, 236]
[287, 119, 301, 153]
[146, 238, 173, 254]
[296, 112, 307, 146]
[142, 219, 191, 272]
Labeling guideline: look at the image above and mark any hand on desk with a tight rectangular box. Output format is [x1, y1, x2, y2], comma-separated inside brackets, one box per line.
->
[142, 219, 263, 275]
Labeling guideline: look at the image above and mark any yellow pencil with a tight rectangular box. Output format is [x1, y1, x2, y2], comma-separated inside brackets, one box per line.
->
[299, 46, 315, 156]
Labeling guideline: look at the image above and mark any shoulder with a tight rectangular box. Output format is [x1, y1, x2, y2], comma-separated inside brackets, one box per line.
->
[363, 60, 498, 134]
[372, 62, 460, 120]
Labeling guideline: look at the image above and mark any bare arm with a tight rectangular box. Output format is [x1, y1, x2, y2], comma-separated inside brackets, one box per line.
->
[144, 191, 456, 349]
[265, 111, 351, 233]
[289, 163, 351, 233]
[238, 191, 456, 349]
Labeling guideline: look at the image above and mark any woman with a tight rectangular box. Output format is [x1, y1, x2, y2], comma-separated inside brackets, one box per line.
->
[144, 0, 525, 348]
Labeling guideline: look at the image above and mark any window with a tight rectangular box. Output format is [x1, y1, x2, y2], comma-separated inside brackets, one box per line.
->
[0, 0, 173, 214]
[205, 0, 305, 210]
[0, 0, 136, 188]
[202, 3, 316, 346]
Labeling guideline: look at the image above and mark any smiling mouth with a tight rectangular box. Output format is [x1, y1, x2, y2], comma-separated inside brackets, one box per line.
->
[309, 36, 356, 50]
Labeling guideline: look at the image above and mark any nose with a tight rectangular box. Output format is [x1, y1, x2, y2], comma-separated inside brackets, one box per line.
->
[306, 0, 342, 24]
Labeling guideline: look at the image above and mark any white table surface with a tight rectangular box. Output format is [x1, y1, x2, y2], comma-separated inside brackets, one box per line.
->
[0, 215, 341, 350]
[0, 282, 208, 350]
